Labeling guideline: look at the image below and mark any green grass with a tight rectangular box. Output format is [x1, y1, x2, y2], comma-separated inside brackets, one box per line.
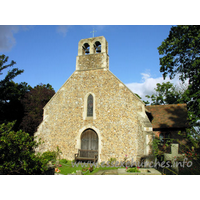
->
[54, 160, 119, 175]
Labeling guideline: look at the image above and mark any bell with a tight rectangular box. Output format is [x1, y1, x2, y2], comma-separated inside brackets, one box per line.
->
[85, 49, 89, 54]
[96, 46, 101, 53]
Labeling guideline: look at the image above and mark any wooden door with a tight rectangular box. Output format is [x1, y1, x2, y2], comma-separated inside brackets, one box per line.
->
[81, 129, 98, 151]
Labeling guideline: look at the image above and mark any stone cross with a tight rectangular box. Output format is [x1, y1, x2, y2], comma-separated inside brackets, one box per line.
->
[164, 143, 185, 174]
[90, 28, 97, 37]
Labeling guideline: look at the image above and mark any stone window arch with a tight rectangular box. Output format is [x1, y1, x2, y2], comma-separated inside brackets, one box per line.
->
[87, 94, 93, 117]
[94, 41, 101, 53]
[82, 43, 90, 55]
[83, 93, 96, 120]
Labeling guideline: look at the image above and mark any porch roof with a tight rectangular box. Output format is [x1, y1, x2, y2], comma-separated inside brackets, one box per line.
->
[146, 104, 188, 129]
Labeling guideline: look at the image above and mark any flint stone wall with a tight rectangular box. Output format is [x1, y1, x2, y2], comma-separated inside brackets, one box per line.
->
[35, 68, 151, 162]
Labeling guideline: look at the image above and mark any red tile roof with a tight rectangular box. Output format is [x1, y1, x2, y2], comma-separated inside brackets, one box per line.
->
[146, 104, 188, 129]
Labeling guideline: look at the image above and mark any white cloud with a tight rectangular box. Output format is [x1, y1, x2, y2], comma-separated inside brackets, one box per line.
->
[56, 25, 71, 37]
[125, 72, 187, 102]
[0, 25, 20, 52]
[0, 25, 32, 52]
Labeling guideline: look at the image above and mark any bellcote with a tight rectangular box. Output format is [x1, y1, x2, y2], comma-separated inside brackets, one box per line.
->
[76, 36, 109, 71]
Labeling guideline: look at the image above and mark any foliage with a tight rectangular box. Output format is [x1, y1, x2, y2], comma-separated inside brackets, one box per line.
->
[152, 128, 200, 175]
[82, 167, 88, 172]
[88, 165, 94, 172]
[158, 25, 200, 126]
[59, 159, 68, 164]
[0, 54, 23, 83]
[19, 83, 55, 136]
[0, 122, 48, 175]
[126, 167, 140, 173]
[107, 157, 117, 166]
[0, 55, 31, 127]
[177, 129, 200, 175]
[145, 82, 186, 105]
[55, 145, 62, 160]
[55, 160, 119, 175]
[152, 136, 174, 162]
[41, 151, 57, 163]
[0, 55, 55, 136]
[135, 93, 149, 105]
[154, 25, 200, 174]
[123, 154, 132, 167]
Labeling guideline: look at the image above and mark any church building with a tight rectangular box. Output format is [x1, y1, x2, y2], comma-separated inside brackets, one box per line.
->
[35, 36, 155, 163]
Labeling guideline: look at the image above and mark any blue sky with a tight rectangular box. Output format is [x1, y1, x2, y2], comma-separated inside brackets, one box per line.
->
[0, 25, 186, 101]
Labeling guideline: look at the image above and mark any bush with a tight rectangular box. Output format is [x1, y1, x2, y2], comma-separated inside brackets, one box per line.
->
[0, 122, 48, 175]
[88, 165, 94, 172]
[59, 159, 68, 164]
[108, 157, 117, 166]
[42, 151, 56, 162]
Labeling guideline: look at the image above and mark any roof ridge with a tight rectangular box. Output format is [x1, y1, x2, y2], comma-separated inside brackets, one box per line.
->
[146, 103, 187, 107]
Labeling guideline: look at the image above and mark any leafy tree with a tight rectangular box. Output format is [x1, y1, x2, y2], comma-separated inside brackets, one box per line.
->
[0, 122, 49, 175]
[155, 25, 200, 174]
[145, 81, 186, 105]
[20, 83, 55, 136]
[0, 54, 23, 83]
[134, 93, 150, 105]
[158, 25, 200, 126]
[0, 55, 31, 126]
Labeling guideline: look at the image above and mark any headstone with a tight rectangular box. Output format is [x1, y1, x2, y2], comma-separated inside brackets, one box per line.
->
[164, 144, 185, 174]
[55, 160, 59, 166]
[76, 170, 82, 175]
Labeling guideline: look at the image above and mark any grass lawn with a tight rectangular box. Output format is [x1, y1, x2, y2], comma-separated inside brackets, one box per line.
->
[54, 160, 119, 175]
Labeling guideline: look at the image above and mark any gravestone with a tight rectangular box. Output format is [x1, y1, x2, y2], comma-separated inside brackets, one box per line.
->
[164, 144, 185, 174]
[76, 170, 82, 175]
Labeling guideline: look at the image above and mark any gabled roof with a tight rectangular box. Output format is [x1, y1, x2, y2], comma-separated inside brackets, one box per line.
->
[146, 104, 188, 129]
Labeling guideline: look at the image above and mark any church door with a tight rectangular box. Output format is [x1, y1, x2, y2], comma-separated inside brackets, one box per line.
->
[81, 129, 98, 151]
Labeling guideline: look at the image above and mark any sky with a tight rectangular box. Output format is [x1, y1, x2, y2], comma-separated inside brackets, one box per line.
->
[1, 25, 186, 102]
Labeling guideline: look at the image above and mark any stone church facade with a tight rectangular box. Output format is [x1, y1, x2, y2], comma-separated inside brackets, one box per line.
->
[35, 36, 154, 163]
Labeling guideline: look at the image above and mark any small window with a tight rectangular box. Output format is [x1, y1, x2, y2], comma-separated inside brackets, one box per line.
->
[94, 41, 101, 53]
[159, 132, 171, 145]
[83, 43, 90, 55]
[87, 94, 93, 117]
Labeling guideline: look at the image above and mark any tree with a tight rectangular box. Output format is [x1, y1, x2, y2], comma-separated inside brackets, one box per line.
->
[0, 55, 31, 126]
[134, 93, 150, 105]
[158, 25, 200, 126]
[145, 81, 186, 105]
[0, 122, 48, 175]
[0, 54, 23, 83]
[20, 84, 55, 136]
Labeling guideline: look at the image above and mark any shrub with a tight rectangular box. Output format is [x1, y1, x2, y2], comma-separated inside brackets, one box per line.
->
[42, 151, 56, 162]
[82, 167, 88, 172]
[0, 122, 48, 175]
[127, 167, 140, 173]
[59, 159, 68, 164]
[88, 166, 94, 172]
[108, 157, 117, 166]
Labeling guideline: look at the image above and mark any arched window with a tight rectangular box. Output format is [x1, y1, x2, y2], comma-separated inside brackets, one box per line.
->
[83, 43, 90, 55]
[94, 41, 101, 53]
[87, 94, 93, 117]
